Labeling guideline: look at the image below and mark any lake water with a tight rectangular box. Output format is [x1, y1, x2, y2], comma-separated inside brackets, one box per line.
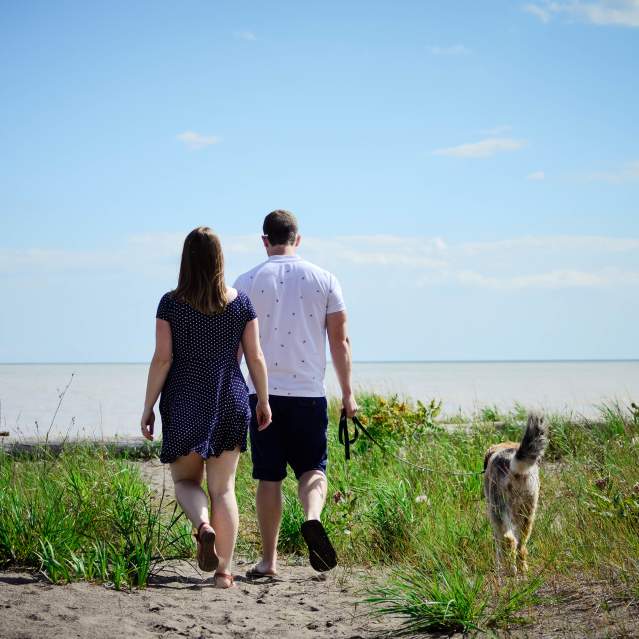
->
[0, 361, 637, 439]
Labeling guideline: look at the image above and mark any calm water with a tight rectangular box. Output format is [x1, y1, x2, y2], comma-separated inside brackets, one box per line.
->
[0, 361, 637, 439]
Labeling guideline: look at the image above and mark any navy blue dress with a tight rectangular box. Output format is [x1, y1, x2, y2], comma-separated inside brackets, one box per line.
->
[155, 289, 257, 464]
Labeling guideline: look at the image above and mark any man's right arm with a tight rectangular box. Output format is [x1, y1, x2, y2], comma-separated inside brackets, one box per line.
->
[327, 310, 357, 417]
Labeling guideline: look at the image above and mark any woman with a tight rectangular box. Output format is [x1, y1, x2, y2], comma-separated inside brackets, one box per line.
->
[140, 226, 271, 589]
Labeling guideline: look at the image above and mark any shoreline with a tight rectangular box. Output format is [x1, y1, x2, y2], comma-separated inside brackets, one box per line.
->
[2, 358, 639, 365]
[2, 361, 637, 438]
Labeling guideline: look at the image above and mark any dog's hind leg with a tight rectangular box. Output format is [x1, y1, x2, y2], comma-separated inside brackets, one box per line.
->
[501, 529, 518, 576]
[492, 527, 504, 576]
[490, 517, 516, 578]
[516, 513, 534, 574]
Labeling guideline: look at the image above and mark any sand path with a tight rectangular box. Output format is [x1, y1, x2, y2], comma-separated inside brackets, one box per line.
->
[0, 459, 397, 639]
[0, 562, 395, 639]
[2, 460, 637, 638]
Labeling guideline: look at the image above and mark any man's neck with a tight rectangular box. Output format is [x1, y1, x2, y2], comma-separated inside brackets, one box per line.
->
[267, 245, 297, 257]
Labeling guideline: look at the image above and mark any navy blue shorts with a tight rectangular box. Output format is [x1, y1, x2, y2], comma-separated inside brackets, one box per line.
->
[249, 394, 329, 481]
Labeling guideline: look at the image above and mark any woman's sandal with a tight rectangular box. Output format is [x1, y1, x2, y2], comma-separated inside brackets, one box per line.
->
[193, 522, 219, 572]
[213, 572, 235, 589]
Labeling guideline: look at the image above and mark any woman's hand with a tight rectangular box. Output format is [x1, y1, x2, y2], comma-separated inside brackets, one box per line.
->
[140, 407, 155, 440]
[256, 400, 272, 431]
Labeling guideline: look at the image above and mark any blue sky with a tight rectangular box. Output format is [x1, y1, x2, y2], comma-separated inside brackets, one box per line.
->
[1, 0, 638, 362]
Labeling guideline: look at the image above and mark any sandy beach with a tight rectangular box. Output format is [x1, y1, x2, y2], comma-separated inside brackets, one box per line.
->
[0, 563, 391, 639]
[1, 458, 638, 639]
[2, 563, 638, 639]
[0, 459, 390, 639]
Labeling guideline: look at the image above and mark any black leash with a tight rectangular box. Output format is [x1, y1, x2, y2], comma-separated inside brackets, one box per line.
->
[338, 410, 485, 477]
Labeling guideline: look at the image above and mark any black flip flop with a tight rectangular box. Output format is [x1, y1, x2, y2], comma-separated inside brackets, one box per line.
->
[301, 519, 337, 572]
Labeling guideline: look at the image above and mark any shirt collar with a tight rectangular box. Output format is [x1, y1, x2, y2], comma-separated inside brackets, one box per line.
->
[267, 254, 302, 262]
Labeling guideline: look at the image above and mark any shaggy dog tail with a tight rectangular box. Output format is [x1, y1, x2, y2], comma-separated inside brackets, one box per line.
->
[511, 412, 549, 474]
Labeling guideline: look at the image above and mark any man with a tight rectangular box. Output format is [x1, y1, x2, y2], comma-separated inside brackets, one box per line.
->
[234, 210, 357, 575]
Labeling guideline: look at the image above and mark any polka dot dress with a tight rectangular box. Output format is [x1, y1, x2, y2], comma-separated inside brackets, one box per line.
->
[155, 289, 257, 464]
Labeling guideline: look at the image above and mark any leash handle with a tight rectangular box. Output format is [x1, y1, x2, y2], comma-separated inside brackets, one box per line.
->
[337, 409, 484, 476]
[338, 409, 359, 460]
[339, 410, 385, 461]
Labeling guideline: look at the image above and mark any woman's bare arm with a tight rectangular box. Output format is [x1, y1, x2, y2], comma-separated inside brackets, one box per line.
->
[141, 318, 172, 439]
[241, 318, 271, 429]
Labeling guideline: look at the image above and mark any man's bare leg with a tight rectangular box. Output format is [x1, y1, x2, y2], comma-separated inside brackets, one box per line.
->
[298, 469, 327, 521]
[298, 469, 336, 571]
[253, 479, 283, 574]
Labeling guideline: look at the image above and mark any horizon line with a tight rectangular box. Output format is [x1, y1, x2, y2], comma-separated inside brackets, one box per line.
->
[1, 358, 638, 365]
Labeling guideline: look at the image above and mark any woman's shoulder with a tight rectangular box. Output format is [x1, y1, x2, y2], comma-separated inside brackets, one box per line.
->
[229, 287, 253, 304]
[161, 290, 179, 304]
[156, 290, 178, 321]
[233, 288, 257, 321]
[236, 288, 256, 306]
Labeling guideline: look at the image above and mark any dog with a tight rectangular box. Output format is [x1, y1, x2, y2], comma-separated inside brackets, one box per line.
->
[483, 412, 549, 576]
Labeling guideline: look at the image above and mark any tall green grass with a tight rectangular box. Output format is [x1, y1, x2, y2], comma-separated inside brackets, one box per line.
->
[319, 396, 638, 633]
[0, 445, 192, 589]
[1, 393, 637, 632]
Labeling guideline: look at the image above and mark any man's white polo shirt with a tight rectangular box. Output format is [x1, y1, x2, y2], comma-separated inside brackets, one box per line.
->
[234, 255, 346, 397]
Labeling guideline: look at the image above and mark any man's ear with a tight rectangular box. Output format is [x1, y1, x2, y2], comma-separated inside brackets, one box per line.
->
[261, 235, 270, 249]
[294, 234, 301, 247]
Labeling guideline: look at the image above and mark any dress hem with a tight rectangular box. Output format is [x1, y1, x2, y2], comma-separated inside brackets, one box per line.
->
[159, 440, 248, 465]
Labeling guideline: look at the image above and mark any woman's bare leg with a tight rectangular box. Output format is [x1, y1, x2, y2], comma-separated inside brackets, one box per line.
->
[205, 448, 241, 583]
[170, 451, 209, 529]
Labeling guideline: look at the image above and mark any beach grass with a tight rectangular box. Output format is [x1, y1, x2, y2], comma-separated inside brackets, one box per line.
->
[0, 444, 192, 589]
[1, 395, 638, 632]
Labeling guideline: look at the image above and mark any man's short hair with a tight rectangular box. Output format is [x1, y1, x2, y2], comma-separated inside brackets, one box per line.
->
[263, 210, 298, 246]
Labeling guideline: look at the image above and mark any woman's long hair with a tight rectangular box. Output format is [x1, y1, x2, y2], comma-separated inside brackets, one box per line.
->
[172, 227, 227, 315]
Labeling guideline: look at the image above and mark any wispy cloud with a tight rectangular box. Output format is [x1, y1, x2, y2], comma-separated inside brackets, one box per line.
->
[583, 160, 639, 183]
[233, 30, 256, 41]
[302, 236, 448, 270]
[456, 268, 639, 289]
[524, 1, 639, 28]
[460, 235, 639, 255]
[429, 44, 471, 55]
[527, 170, 546, 180]
[523, 3, 552, 22]
[4, 233, 638, 291]
[433, 138, 527, 158]
[176, 131, 220, 150]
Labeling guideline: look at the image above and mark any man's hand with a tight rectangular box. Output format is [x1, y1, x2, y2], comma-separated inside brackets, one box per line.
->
[342, 393, 358, 418]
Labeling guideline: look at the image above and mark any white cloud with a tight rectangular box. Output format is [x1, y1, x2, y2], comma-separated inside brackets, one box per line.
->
[524, 1, 639, 27]
[233, 30, 256, 41]
[456, 268, 639, 289]
[584, 161, 639, 183]
[3, 233, 638, 291]
[524, 3, 552, 21]
[429, 44, 471, 55]
[527, 170, 546, 180]
[176, 131, 220, 150]
[300, 236, 449, 270]
[460, 235, 639, 255]
[433, 137, 527, 158]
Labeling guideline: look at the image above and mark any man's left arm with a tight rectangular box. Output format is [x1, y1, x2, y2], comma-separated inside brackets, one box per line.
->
[327, 308, 357, 418]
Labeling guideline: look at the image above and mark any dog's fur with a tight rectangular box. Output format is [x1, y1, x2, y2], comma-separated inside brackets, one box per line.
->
[483, 412, 549, 575]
